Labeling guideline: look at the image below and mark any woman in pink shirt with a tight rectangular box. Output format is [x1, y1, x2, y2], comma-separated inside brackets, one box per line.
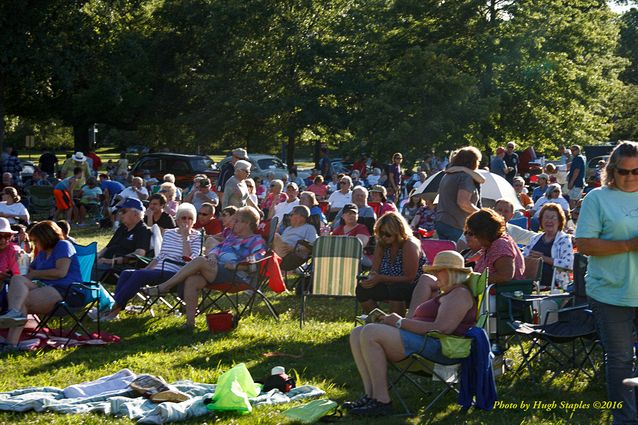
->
[307, 175, 328, 200]
[465, 209, 525, 283]
[0, 218, 19, 280]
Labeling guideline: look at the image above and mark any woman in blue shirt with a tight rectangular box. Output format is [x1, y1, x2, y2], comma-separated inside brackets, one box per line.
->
[0, 221, 83, 352]
[575, 141, 638, 424]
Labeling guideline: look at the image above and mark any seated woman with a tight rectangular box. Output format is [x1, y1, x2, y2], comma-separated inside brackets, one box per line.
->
[0, 187, 30, 225]
[465, 208, 525, 283]
[355, 212, 427, 315]
[0, 221, 84, 352]
[532, 183, 570, 219]
[523, 203, 573, 290]
[143, 206, 266, 329]
[98, 204, 202, 321]
[345, 251, 476, 416]
[332, 203, 370, 247]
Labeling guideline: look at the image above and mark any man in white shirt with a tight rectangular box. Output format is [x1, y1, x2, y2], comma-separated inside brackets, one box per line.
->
[327, 175, 353, 216]
[271, 182, 300, 225]
[116, 177, 149, 206]
[494, 199, 537, 246]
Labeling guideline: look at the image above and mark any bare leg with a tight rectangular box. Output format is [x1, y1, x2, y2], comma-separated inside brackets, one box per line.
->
[349, 326, 373, 396]
[78, 205, 87, 224]
[361, 300, 377, 314]
[157, 256, 217, 292]
[407, 274, 438, 318]
[183, 275, 209, 327]
[6, 279, 61, 346]
[359, 324, 406, 403]
[388, 301, 406, 316]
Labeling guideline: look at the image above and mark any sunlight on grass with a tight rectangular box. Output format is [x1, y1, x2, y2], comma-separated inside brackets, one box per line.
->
[0, 230, 611, 424]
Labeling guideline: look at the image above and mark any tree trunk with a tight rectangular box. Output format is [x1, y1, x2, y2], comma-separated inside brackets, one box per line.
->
[73, 124, 90, 152]
[314, 140, 321, 169]
[286, 128, 296, 169]
[0, 77, 5, 155]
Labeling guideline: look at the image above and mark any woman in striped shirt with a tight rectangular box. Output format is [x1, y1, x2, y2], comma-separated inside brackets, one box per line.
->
[99, 203, 202, 321]
[143, 206, 266, 329]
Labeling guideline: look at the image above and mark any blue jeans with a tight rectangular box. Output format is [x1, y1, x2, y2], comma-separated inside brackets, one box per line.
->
[589, 298, 638, 425]
[113, 269, 176, 308]
[435, 221, 463, 242]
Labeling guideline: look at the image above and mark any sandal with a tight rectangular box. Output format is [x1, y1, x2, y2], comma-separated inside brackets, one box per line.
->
[142, 285, 163, 298]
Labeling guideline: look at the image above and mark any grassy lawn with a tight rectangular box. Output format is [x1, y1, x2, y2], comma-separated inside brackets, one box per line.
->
[0, 227, 612, 424]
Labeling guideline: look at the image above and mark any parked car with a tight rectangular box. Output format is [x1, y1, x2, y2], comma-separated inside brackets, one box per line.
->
[19, 160, 35, 182]
[217, 154, 289, 180]
[130, 153, 218, 188]
[586, 155, 609, 180]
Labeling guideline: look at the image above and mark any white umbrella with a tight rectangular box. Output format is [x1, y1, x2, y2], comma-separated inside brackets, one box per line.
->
[413, 169, 524, 211]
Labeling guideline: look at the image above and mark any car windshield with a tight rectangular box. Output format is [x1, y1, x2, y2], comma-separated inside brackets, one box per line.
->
[257, 158, 286, 170]
[190, 157, 214, 171]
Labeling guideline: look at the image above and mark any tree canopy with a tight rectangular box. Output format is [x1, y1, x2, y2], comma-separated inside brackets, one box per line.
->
[1, 0, 636, 164]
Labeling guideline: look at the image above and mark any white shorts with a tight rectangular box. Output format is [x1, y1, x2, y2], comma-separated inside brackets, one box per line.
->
[568, 186, 583, 201]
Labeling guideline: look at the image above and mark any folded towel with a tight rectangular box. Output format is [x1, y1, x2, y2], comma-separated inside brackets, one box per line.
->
[63, 369, 137, 399]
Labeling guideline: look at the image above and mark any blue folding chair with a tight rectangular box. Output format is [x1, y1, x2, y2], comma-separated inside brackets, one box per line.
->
[31, 242, 109, 346]
[508, 216, 528, 230]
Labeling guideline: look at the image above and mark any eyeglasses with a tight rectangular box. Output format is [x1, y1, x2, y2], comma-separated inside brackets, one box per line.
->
[0, 234, 13, 240]
[180, 216, 194, 221]
[464, 230, 475, 237]
[616, 167, 638, 176]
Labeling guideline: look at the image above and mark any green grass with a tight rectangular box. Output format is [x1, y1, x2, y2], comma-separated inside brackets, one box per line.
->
[0, 227, 612, 424]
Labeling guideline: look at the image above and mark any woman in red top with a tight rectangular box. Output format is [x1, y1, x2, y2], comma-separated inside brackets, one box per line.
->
[261, 179, 287, 216]
[345, 250, 476, 416]
[465, 208, 525, 283]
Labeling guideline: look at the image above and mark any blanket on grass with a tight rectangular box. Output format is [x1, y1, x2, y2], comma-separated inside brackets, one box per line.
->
[0, 369, 324, 424]
[0, 325, 120, 351]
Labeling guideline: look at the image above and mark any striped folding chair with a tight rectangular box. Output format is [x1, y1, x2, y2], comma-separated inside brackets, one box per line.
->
[299, 236, 363, 328]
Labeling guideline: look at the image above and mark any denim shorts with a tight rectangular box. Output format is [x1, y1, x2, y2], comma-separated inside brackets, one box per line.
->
[399, 329, 459, 365]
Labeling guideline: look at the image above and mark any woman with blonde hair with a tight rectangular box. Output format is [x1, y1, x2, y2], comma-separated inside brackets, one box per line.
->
[159, 182, 179, 216]
[261, 179, 287, 217]
[355, 211, 427, 314]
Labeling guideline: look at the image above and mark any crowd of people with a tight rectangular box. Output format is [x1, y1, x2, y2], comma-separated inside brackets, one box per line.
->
[0, 141, 635, 422]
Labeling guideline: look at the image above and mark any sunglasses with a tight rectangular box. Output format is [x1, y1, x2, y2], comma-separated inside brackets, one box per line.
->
[616, 167, 638, 176]
[552, 190, 560, 194]
[340, 181, 349, 185]
[464, 230, 475, 237]
[379, 231, 393, 238]
[0, 234, 13, 240]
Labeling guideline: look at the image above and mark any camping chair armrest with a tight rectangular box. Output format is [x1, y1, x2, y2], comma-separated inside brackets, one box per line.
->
[234, 255, 272, 274]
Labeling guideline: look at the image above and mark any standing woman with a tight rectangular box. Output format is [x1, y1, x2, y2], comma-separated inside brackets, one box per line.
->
[355, 212, 427, 315]
[387, 153, 403, 202]
[435, 147, 483, 242]
[575, 141, 638, 424]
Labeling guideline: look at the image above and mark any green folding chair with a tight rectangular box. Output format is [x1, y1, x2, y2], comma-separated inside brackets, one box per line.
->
[299, 236, 363, 328]
[389, 269, 490, 416]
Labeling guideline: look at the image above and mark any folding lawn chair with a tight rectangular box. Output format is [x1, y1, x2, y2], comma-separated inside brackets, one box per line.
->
[389, 270, 493, 416]
[298, 236, 363, 328]
[197, 255, 283, 326]
[31, 242, 107, 346]
[24, 185, 55, 214]
[508, 216, 528, 229]
[505, 296, 598, 389]
[487, 256, 542, 345]
[420, 239, 456, 264]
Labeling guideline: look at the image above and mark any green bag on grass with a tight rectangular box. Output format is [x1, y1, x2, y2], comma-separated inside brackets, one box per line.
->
[208, 363, 261, 413]
[282, 399, 339, 424]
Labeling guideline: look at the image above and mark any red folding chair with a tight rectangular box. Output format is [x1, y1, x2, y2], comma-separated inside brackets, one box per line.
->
[420, 239, 457, 264]
[197, 255, 285, 325]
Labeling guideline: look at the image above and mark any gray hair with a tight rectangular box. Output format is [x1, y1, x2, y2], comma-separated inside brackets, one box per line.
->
[270, 179, 284, 192]
[176, 203, 197, 221]
[603, 141, 638, 188]
[291, 205, 310, 219]
[132, 208, 144, 221]
[546, 183, 562, 197]
[163, 174, 176, 183]
[352, 186, 369, 197]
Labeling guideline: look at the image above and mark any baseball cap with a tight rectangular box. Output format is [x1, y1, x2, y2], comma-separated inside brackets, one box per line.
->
[116, 198, 144, 212]
[232, 148, 248, 159]
[342, 203, 358, 214]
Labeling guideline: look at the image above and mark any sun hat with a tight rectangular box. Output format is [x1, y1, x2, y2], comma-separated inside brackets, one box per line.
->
[72, 152, 86, 162]
[0, 218, 17, 234]
[232, 148, 248, 160]
[234, 160, 251, 172]
[422, 250, 473, 274]
[370, 185, 387, 196]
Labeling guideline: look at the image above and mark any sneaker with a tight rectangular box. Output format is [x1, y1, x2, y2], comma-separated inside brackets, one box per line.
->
[349, 399, 393, 416]
[0, 309, 27, 328]
[342, 395, 372, 410]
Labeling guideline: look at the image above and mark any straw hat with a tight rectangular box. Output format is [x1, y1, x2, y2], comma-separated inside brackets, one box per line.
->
[0, 218, 17, 234]
[422, 250, 473, 274]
